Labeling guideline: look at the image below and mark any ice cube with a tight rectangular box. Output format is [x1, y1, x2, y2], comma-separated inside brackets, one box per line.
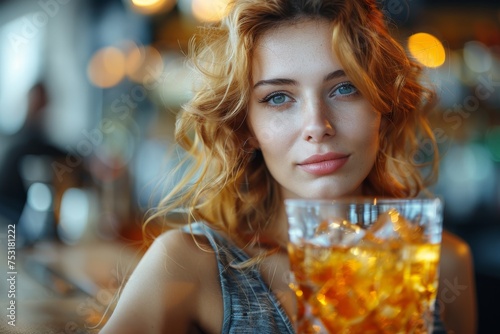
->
[312, 219, 366, 247]
[368, 208, 424, 243]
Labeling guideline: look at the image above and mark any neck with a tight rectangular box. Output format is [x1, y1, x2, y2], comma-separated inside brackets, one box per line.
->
[264, 207, 289, 249]
[239, 207, 289, 252]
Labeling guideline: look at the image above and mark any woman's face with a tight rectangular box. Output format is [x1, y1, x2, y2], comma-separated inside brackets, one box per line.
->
[247, 19, 381, 200]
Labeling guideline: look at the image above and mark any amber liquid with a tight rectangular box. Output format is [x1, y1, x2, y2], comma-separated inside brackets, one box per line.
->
[288, 242, 440, 334]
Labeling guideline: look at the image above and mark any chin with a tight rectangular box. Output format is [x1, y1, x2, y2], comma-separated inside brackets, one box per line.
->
[283, 182, 364, 200]
[288, 190, 351, 201]
[307, 185, 363, 200]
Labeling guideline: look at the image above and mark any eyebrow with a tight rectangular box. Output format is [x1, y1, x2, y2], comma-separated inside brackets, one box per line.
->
[324, 69, 346, 82]
[253, 78, 297, 89]
[253, 69, 346, 89]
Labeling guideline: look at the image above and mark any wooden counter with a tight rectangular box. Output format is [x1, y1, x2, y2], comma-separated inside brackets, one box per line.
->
[0, 239, 143, 334]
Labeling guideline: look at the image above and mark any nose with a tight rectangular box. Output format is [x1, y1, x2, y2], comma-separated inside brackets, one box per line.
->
[301, 98, 335, 143]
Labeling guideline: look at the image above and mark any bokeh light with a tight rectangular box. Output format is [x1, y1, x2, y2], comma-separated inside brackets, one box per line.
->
[191, 0, 230, 22]
[463, 41, 493, 73]
[408, 32, 446, 68]
[153, 52, 195, 107]
[125, 43, 164, 84]
[58, 188, 91, 245]
[132, 0, 162, 5]
[439, 143, 495, 218]
[128, 0, 176, 15]
[27, 183, 52, 212]
[0, 15, 43, 135]
[87, 47, 126, 88]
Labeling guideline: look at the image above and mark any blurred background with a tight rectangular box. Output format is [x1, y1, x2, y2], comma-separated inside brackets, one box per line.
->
[0, 0, 498, 333]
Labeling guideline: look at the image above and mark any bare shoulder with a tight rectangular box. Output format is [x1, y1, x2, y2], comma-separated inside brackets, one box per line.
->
[439, 230, 475, 293]
[153, 227, 218, 272]
[100, 228, 221, 334]
[438, 230, 477, 334]
[441, 230, 473, 265]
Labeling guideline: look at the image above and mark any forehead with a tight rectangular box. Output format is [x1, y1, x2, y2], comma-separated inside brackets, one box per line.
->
[251, 19, 338, 80]
[256, 19, 332, 50]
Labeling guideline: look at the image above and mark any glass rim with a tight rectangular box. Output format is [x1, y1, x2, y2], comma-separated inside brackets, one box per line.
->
[284, 196, 443, 207]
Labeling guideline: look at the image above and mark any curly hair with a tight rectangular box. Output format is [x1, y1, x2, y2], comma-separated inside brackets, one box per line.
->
[148, 0, 438, 246]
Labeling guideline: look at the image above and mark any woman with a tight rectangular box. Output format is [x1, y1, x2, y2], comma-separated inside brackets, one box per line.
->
[100, 0, 476, 333]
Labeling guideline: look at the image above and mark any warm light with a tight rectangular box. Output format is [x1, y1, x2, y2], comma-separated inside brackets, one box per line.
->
[408, 32, 446, 68]
[414, 246, 440, 262]
[191, 0, 230, 22]
[87, 47, 126, 88]
[125, 43, 164, 84]
[132, 0, 162, 6]
[129, 0, 176, 15]
[124, 41, 143, 77]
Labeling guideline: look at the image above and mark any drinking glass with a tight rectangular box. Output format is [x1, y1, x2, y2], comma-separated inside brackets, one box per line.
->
[285, 197, 443, 334]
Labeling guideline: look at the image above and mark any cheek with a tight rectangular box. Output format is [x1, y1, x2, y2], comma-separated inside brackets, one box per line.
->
[250, 112, 294, 149]
[343, 110, 381, 146]
[254, 122, 280, 147]
[348, 114, 382, 163]
[366, 118, 382, 144]
[365, 117, 382, 161]
[359, 110, 381, 141]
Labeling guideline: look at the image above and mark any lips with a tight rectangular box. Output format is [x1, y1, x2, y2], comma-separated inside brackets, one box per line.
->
[297, 152, 349, 176]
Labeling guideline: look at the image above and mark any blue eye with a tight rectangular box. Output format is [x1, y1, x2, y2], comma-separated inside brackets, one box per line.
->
[270, 94, 287, 104]
[260, 92, 292, 106]
[338, 84, 356, 95]
[331, 83, 358, 97]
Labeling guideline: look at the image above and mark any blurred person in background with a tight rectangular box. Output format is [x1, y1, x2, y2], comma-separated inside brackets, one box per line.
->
[0, 82, 66, 235]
